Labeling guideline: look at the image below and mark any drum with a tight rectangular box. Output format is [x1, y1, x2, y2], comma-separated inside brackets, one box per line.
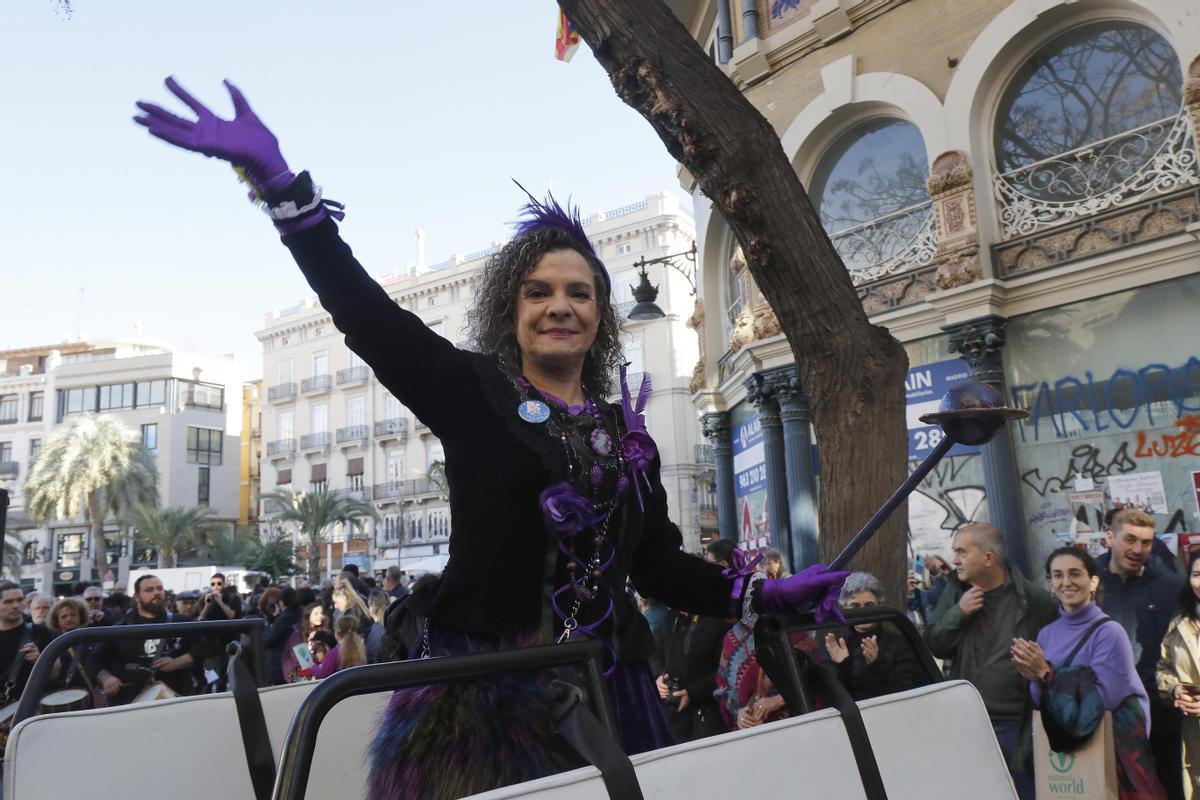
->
[131, 681, 178, 704]
[38, 688, 91, 715]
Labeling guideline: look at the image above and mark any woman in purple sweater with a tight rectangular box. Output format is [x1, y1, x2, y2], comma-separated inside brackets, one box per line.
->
[1011, 546, 1164, 799]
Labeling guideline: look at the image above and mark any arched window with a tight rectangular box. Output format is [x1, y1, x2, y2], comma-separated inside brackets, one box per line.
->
[993, 21, 1190, 234]
[810, 118, 934, 282]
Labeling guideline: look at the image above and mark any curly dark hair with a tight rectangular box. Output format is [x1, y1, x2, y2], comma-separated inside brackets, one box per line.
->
[467, 227, 622, 394]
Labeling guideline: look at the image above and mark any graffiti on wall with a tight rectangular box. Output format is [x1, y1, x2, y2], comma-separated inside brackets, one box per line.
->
[1011, 356, 1200, 442]
[907, 455, 986, 560]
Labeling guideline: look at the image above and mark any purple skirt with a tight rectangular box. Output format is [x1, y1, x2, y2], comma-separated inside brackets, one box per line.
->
[367, 625, 674, 800]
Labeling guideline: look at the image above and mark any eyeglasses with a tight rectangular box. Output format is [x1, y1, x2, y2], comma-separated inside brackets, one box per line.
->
[210, 582, 224, 588]
[85, 597, 103, 604]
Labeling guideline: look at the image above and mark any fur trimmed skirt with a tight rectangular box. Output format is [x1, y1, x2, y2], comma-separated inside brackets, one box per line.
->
[367, 624, 673, 800]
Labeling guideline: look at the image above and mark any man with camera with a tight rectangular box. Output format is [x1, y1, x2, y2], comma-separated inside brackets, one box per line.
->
[86, 575, 210, 704]
[654, 539, 737, 742]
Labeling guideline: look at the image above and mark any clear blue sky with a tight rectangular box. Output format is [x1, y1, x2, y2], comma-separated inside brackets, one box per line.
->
[1, 1, 690, 378]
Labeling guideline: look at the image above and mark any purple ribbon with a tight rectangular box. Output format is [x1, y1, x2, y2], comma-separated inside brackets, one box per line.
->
[618, 364, 656, 509]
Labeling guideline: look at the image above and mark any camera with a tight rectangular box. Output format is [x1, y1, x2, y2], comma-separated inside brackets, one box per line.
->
[664, 677, 684, 708]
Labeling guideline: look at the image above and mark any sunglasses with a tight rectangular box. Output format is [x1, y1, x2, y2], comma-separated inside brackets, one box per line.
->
[210, 582, 224, 588]
[85, 597, 102, 603]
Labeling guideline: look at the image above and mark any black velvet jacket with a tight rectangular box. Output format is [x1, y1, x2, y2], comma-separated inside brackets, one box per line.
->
[282, 219, 733, 662]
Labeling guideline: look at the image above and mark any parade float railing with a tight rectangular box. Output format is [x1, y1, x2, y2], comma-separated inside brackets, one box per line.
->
[271, 637, 625, 800]
[14, 618, 265, 725]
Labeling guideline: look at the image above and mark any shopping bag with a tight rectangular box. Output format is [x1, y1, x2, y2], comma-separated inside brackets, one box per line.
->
[1033, 710, 1118, 800]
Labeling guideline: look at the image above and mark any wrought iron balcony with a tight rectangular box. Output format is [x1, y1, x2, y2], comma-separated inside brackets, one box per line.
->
[0, 462, 18, 478]
[337, 486, 372, 502]
[337, 366, 370, 385]
[375, 418, 410, 439]
[336, 425, 370, 445]
[827, 201, 937, 286]
[301, 374, 332, 395]
[371, 477, 441, 501]
[993, 111, 1200, 238]
[300, 432, 331, 451]
[268, 383, 297, 403]
[694, 444, 715, 465]
[261, 497, 285, 516]
[266, 439, 296, 458]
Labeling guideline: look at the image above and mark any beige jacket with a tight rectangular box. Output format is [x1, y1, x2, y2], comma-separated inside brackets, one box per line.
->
[1158, 614, 1200, 736]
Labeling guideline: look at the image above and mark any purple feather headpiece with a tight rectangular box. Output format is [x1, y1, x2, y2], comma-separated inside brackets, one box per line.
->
[511, 181, 609, 291]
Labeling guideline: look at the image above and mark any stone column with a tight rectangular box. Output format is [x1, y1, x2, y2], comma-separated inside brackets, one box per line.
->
[744, 373, 792, 564]
[762, 366, 819, 572]
[944, 315, 1030, 576]
[701, 412, 737, 542]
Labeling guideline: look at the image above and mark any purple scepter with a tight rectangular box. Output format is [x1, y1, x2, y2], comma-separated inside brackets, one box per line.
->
[828, 381, 1029, 572]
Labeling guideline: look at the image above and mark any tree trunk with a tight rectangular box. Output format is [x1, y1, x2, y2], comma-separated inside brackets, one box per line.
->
[88, 495, 105, 583]
[306, 530, 321, 585]
[560, 0, 911, 601]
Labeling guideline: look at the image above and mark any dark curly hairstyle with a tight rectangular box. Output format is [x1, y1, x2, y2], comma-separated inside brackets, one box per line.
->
[467, 227, 623, 394]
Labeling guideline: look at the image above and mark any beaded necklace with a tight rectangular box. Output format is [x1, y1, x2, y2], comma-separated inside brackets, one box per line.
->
[511, 374, 629, 669]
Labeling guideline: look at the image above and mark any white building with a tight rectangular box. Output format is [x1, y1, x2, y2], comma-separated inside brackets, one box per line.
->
[0, 340, 243, 593]
[256, 192, 715, 579]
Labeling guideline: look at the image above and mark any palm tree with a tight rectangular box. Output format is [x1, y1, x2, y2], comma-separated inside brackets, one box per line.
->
[200, 523, 258, 566]
[426, 460, 448, 493]
[262, 489, 378, 584]
[124, 504, 222, 568]
[25, 415, 158, 580]
[3, 536, 24, 580]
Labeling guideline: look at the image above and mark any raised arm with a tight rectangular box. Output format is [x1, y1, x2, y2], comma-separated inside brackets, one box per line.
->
[134, 77, 473, 434]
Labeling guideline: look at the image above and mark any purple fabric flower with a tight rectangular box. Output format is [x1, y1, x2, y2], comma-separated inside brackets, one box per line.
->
[539, 482, 598, 535]
[620, 430, 656, 472]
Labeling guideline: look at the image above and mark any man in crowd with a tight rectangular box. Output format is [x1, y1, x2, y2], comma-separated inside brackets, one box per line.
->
[1097, 508, 1184, 800]
[925, 523, 1058, 800]
[384, 566, 409, 601]
[26, 593, 52, 626]
[203, 573, 238, 619]
[654, 539, 736, 744]
[87, 574, 208, 704]
[174, 590, 201, 621]
[81, 585, 110, 625]
[0, 581, 53, 704]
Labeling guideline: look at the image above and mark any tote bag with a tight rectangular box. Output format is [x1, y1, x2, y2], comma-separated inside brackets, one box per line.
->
[1033, 709, 1118, 800]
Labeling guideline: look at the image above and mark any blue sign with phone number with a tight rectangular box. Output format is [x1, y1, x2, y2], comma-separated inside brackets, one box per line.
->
[906, 359, 980, 461]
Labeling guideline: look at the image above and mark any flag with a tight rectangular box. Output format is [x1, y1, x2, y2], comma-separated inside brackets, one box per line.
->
[555, 9, 580, 62]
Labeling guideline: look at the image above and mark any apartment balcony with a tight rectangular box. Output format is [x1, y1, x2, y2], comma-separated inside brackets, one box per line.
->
[261, 497, 285, 516]
[0, 462, 18, 478]
[300, 432, 331, 452]
[337, 366, 370, 386]
[373, 418, 409, 441]
[337, 486, 372, 502]
[694, 444, 715, 466]
[301, 374, 332, 395]
[336, 425, 370, 446]
[266, 439, 296, 459]
[268, 383, 297, 403]
[371, 477, 441, 502]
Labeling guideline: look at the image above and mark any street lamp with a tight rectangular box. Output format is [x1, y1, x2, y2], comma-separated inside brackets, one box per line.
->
[625, 243, 698, 321]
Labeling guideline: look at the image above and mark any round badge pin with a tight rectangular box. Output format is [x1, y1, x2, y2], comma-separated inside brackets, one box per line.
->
[518, 400, 551, 424]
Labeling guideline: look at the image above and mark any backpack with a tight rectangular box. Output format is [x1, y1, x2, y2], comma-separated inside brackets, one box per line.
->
[1039, 616, 1116, 753]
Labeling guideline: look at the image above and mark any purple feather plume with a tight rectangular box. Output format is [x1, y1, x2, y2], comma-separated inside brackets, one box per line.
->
[511, 181, 609, 289]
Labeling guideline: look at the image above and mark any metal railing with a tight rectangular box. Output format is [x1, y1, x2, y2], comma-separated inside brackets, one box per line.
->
[271, 638, 613, 800]
[300, 432, 331, 450]
[336, 366, 370, 385]
[0, 461, 18, 477]
[15, 618, 266, 726]
[994, 110, 1200, 237]
[336, 425, 370, 444]
[267, 383, 297, 403]
[694, 443, 715, 465]
[827, 200, 937, 285]
[266, 439, 296, 457]
[301, 375, 332, 394]
[373, 418, 409, 438]
[371, 477, 441, 501]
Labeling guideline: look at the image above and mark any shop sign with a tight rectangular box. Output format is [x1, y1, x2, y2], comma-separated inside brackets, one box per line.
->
[732, 414, 766, 498]
[906, 359, 981, 460]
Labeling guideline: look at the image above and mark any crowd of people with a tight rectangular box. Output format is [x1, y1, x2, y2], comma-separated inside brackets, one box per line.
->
[5, 507, 1198, 800]
[0, 564, 420, 717]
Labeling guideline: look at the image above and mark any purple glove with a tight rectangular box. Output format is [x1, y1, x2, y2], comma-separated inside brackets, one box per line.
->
[758, 564, 850, 623]
[134, 77, 292, 192]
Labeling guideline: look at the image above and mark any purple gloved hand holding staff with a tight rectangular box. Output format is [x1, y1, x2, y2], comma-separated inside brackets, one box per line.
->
[134, 77, 340, 232]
